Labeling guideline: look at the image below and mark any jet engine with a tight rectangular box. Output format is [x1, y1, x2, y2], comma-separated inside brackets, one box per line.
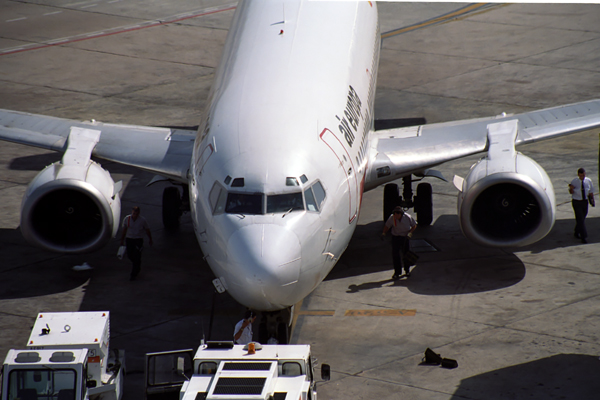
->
[20, 160, 121, 254]
[456, 153, 555, 247]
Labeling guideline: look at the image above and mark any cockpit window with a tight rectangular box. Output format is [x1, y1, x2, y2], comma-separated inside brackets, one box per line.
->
[231, 178, 245, 187]
[267, 193, 304, 213]
[226, 193, 263, 214]
[304, 181, 326, 212]
[209, 182, 227, 214]
[305, 188, 318, 212]
[286, 177, 299, 186]
[312, 181, 326, 209]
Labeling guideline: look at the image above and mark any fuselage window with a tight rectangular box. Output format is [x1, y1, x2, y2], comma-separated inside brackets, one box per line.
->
[226, 193, 263, 214]
[267, 193, 304, 213]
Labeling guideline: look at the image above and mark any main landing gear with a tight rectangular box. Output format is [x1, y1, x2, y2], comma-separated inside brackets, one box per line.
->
[383, 176, 433, 225]
[162, 185, 190, 229]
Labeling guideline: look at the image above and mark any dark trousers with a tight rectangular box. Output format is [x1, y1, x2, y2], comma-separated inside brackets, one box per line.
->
[391, 235, 409, 276]
[572, 199, 589, 239]
[126, 238, 144, 279]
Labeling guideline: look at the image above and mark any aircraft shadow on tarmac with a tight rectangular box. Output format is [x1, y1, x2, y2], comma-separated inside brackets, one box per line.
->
[0, 228, 94, 300]
[8, 152, 61, 170]
[329, 214, 600, 296]
[449, 354, 600, 399]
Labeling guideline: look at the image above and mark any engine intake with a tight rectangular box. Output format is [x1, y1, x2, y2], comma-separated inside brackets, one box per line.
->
[457, 154, 555, 247]
[21, 161, 121, 253]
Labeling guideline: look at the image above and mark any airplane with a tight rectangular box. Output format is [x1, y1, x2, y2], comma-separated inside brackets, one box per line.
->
[2, 0, 600, 342]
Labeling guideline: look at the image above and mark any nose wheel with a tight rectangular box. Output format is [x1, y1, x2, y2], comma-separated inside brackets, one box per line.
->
[257, 307, 293, 344]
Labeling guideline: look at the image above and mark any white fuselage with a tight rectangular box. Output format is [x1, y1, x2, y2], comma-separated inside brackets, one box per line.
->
[189, 0, 380, 311]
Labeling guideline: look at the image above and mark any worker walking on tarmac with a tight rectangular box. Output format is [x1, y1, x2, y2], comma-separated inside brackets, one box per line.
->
[381, 206, 417, 280]
[569, 167, 595, 244]
[120, 206, 153, 280]
[234, 310, 257, 345]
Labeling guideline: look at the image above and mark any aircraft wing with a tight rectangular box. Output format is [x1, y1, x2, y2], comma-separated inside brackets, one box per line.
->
[0, 109, 195, 183]
[367, 99, 600, 190]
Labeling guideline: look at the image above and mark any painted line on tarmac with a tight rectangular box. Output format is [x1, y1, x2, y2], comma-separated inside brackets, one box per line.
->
[297, 310, 336, 316]
[0, 3, 236, 56]
[381, 3, 505, 39]
[294, 309, 416, 318]
[344, 309, 416, 317]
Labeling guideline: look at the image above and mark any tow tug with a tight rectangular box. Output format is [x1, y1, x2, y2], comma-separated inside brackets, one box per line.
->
[146, 341, 330, 400]
[0, 311, 124, 400]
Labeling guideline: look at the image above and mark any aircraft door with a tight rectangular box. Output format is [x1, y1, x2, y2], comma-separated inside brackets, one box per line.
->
[145, 349, 194, 400]
[319, 128, 358, 223]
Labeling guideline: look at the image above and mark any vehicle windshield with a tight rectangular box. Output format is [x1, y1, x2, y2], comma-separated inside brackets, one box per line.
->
[267, 193, 304, 213]
[8, 369, 76, 400]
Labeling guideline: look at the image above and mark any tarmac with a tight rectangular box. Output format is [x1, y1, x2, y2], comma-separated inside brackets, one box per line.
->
[1, 2, 600, 399]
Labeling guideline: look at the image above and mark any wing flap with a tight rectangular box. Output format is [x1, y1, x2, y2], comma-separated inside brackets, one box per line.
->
[0, 109, 195, 182]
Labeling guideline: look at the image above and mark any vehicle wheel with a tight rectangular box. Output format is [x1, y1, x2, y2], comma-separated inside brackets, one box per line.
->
[415, 183, 433, 226]
[162, 186, 182, 229]
[383, 183, 400, 221]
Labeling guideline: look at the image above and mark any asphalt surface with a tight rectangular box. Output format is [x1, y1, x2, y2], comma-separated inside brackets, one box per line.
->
[1, 2, 600, 399]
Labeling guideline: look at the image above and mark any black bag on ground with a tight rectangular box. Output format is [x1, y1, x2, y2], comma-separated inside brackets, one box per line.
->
[441, 358, 458, 369]
[423, 348, 442, 365]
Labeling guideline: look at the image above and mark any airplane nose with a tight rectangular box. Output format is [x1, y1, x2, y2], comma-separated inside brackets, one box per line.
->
[227, 224, 301, 310]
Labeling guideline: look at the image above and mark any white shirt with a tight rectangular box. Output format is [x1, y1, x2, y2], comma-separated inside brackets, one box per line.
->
[234, 319, 253, 344]
[122, 215, 149, 239]
[385, 213, 416, 236]
[570, 177, 594, 201]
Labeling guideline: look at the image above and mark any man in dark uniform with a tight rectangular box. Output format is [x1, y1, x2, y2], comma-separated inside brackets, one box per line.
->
[569, 168, 595, 244]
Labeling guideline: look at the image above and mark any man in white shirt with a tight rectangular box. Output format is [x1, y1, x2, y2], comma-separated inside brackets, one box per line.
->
[568, 168, 595, 244]
[234, 310, 256, 345]
[381, 206, 417, 280]
[120, 206, 153, 280]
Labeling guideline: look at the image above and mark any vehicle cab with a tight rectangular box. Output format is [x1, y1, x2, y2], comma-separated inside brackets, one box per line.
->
[146, 341, 330, 400]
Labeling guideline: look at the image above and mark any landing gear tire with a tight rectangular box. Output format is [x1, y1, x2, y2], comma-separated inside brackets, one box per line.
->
[415, 182, 433, 226]
[258, 322, 268, 344]
[277, 322, 289, 345]
[257, 308, 292, 344]
[162, 186, 182, 229]
[383, 183, 401, 221]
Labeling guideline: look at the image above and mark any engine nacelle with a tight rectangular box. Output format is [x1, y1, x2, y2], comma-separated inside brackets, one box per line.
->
[457, 153, 555, 247]
[20, 160, 121, 253]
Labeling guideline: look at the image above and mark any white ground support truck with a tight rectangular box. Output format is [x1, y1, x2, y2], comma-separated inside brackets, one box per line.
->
[146, 341, 330, 400]
[0, 311, 125, 400]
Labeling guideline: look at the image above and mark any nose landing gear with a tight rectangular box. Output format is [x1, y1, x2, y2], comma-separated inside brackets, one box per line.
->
[258, 307, 293, 344]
